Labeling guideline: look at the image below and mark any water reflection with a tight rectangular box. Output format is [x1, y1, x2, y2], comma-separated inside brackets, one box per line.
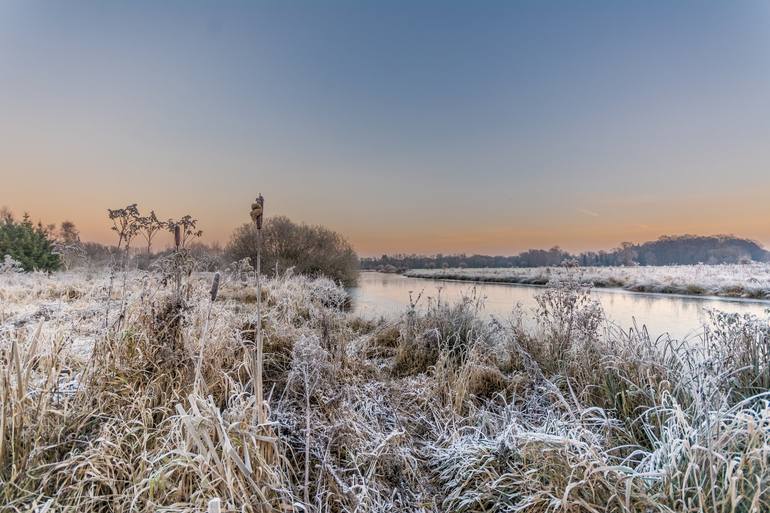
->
[350, 272, 770, 340]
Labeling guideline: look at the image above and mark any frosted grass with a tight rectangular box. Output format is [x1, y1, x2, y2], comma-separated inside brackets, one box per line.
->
[406, 263, 770, 299]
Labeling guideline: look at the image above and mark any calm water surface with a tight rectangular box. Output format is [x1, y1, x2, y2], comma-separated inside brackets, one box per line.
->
[350, 272, 770, 340]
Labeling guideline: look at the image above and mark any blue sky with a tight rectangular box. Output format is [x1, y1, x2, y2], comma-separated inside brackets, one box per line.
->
[2, 1, 769, 255]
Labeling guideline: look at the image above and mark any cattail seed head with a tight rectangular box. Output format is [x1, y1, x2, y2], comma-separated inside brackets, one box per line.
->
[250, 194, 264, 230]
[174, 225, 181, 248]
[210, 272, 220, 301]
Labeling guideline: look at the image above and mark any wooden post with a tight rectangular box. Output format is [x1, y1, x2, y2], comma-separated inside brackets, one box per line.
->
[255, 226, 265, 424]
[250, 195, 266, 424]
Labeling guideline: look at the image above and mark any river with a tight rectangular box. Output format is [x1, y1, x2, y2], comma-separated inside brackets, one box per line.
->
[349, 271, 770, 339]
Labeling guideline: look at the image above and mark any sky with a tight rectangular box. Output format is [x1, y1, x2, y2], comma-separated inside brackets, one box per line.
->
[1, 1, 769, 256]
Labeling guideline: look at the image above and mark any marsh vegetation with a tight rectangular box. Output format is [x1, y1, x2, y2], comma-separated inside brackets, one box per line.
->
[1, 261, 769, 512]
[406, 263, 770, 299]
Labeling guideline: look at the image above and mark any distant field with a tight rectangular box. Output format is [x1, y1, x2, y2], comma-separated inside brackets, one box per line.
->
[405, 263, 770, 299]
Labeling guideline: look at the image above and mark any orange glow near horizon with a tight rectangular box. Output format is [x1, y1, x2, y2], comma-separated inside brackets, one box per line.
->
[3, 190, 770, 258]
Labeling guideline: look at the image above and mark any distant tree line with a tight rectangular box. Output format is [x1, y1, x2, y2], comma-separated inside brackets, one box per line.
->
[361, 235, 770, 271]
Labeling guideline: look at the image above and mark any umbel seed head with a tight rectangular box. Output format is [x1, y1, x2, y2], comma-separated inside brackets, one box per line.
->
[250, 194, 265, 229]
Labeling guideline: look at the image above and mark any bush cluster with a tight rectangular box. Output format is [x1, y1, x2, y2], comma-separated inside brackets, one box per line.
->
[226, 216, 359, 287]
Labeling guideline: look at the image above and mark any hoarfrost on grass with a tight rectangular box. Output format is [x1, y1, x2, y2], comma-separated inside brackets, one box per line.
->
[1, 268, 769, 512]
[406, 263, 770, 299]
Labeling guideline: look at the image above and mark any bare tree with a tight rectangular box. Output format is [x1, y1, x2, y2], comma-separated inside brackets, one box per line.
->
[59, 221, 80, 244]
[0, 206, 13, 224]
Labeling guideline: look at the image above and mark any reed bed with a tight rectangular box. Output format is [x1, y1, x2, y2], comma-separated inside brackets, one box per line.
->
[0, 269, 768, 512]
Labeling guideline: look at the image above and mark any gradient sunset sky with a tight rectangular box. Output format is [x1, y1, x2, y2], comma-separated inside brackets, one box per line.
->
[2, 1, 769, 256]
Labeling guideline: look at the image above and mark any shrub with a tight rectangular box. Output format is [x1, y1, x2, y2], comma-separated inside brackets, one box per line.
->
[0, 212, 61, 271]
[226, 216, 359, 286]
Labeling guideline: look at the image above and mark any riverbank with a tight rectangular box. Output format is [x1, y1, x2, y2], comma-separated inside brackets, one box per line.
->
[404, 263, 770, 299]
[2, 269, 769, 512]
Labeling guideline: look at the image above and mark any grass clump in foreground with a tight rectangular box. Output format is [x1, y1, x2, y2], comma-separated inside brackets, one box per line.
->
[1, 269, 769, 512]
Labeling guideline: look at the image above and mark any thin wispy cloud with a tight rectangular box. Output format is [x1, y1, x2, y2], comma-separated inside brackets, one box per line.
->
[577, 208, 600, 218]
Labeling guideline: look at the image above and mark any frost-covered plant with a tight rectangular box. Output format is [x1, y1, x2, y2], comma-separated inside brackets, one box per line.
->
[227, 257, 254, 283]
[393, 289, 490, 375]
[307, 275, 349, 309]
[104, 204, 142, 328]
[136, 210, 165, 255]
[165, 215, 202, 250]
[286, 334, 333, 508]
[703, 310, 770, 400]
[431, 408, 645, 513]
[107, 204, 141, 254]
[638, 393, 770, 512]
[0, 254, 23, 273]
[534, 278, 604, 372]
